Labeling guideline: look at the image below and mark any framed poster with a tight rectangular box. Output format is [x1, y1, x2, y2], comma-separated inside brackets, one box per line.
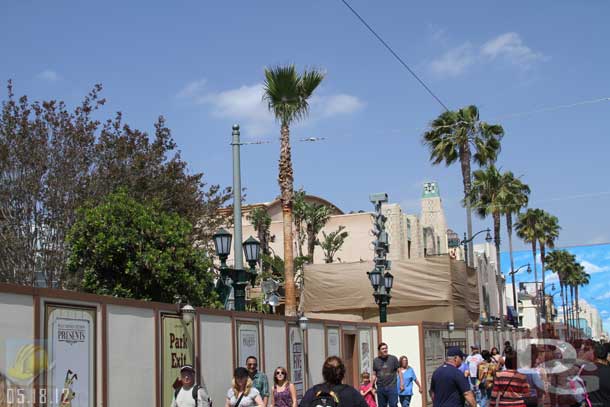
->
[358, 330, 372, 374]
[161, 314, 195, 407]
[237, 321, 260, 368]
[326, 327, 340, 357]
[288, 326, 304, 401]
[45, 304, 96, 407]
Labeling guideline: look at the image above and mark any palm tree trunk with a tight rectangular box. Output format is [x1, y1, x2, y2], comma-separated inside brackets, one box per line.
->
[494, 212, 504, 326]
[531, 241, 541, 330]
[539, 243, 547, 326]
[560, 283, 568, 340]
[569, 285, 575, 340]
[306, 225, 316, 263]
[507, 213, 518, 326]
[575, 285, 580, 339]
[278, 123, 296, 316]
[459, 145, 474, 266]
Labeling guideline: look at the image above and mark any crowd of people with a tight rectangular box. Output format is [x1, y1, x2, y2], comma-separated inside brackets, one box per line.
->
[170, 340, 610, 407]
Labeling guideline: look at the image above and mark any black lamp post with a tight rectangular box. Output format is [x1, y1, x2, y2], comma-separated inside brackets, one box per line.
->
[508, 263, 530, 327]
[368, 192, 393, 323]
[212, 229, 260, 311]
[460, 228, 492, 266]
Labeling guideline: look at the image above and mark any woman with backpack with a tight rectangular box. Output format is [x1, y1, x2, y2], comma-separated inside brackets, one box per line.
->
[270, 366, 297, 407]
[225, 367, 265, 407]
[299, 356, 368, 407]
[477, 350, 497, 407]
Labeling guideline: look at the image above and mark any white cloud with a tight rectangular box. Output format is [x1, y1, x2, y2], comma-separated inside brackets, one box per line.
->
[314, 94, 364, 117]
[588, 235, 610, 244]
[580, 260, 610, 274]
[595, 292, 610, 300]
[177, 80, 364, 137]
[430, 43, 475, 77]
[37, 70, 60, 82]
[602, 310, 609, 316]
[481, 32, 545, 68]
[429, 32, 545, 77]
[546, 274, 559, 283]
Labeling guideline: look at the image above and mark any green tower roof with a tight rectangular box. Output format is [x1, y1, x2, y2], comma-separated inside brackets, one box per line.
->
[422, 182, 440, 198]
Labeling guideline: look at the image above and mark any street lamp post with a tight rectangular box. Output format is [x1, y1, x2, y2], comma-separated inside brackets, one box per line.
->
[213, 229, 261, 311]
[460, 228, 492, 267]
[368, 193, 394, 323]
[508, 264, 530, 327]
[298, 315, 309, 389]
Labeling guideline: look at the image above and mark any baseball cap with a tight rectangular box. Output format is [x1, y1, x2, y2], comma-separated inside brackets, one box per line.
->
[180, 365, 195, 373]
[471, 344, 480, 349]
[447, 347, 466, 358]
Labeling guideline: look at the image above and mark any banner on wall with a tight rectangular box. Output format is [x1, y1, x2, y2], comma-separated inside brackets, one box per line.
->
[359, 330, 371, 374]
[237, 322, 260, 368]
[289, 326, 304, 401]
[162, 314, 194, 407]
[46, 304, 96, 407]
[326, 328, 340, 357]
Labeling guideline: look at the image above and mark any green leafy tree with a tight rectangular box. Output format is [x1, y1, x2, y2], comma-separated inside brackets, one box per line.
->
[422, 105, 503, 265]
[247, 206, 272, 257]
[320, 226, 349, 263]
[0, 82, 231, 288]
[515, 208, 544, 328]
[263, 65, 324, 316]
[500, 172, 530, 312]
[292, 189, 307, 257]
[545, 249, 575, 335]
[303, 202, 332, 262]
[67, 191, 219, 307]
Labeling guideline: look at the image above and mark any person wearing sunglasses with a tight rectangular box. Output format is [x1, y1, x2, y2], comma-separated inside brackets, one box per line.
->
[270, 367, 297, 407]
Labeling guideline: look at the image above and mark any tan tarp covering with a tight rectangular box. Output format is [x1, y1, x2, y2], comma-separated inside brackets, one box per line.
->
[304, 255, 480, 324]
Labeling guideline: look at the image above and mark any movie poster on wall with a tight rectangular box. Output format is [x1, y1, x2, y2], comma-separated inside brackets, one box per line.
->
[289, 326, 304, 401]
[358, 330, 371, 374]
[237, 322, 260, 368]
[326, 327, 340, 357]
[45, 304, 96, 407]
[162, 314, 194, 407]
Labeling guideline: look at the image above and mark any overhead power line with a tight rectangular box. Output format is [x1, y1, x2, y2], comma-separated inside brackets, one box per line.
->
[495, 97, 610, 121]
[339, 0, 450, 111]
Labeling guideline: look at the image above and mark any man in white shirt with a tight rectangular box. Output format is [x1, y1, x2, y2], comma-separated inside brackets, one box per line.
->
[465, 345, 483, 406]
[171, 365, 211, 407]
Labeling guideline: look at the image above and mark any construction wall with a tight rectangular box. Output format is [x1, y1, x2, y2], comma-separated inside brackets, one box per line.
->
[0, 284, 377, 407]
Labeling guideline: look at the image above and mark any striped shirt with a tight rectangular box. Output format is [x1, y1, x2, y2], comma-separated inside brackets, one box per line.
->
[490, 370, 530, 407]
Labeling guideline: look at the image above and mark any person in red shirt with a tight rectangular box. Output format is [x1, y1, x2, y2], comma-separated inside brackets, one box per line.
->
[490, 352, 530, 407]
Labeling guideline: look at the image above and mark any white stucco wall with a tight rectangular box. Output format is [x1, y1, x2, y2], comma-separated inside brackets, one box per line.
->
[306, 323, 325, 386]
[0, 292, 33, 386]
[200, 314, 233, 407]
[263, 319, 287, 387]
[381, 325, 424, 407]
[107, 305, 155, 407]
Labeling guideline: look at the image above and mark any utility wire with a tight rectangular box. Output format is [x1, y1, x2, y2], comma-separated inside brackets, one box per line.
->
[339, 0, 450, 111]
[495, 97, 610, 121]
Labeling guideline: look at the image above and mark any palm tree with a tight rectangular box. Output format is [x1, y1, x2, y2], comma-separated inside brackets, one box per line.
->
[515, 208, 545, 328]
[564, 264, 579, 339]
[320, 226, 349, 263]
[422, 105, 503, 266]
[292, 189, 307, 257]
[537, 211, 561, 321]
[500, 172, 530, 317]
[572, 263, 590, 339]
[545, 250, 574, 337]
[246, 207, 272, 272]
[303, 202, 331, 262]
[465, 165, 506, 322]
[263, 65, 324, 316]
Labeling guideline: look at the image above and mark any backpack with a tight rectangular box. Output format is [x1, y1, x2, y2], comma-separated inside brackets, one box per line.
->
[174, 384, 203, 407]
[310, 384, 346, 407]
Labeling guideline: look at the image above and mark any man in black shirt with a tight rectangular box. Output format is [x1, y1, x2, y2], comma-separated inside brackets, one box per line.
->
[300, 356, 368, 407]
[589, 343, 610, 407]
[429, 347, 476, 407]
[372, 342, 401, 407]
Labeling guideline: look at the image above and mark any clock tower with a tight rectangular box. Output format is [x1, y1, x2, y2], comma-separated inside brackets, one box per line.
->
[421, 182, 448, 256]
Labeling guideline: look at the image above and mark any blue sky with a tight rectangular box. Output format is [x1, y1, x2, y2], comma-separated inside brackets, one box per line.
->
[500, 243, 610, 334]
[2, 2, 610, 252]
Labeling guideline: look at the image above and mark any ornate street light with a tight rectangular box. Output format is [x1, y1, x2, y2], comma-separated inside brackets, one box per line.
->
[213, 228, 232, 267]
[180, 304, 196, 325]
[243, 236, 261, 285]
[460, 228, 492, 266]
[368, 192, 392, 323]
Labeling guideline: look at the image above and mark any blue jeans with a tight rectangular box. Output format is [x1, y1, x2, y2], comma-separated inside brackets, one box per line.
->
[399, 394, 412, 407]
[480, 386, 491, 407]
[377, 386, 398, 407]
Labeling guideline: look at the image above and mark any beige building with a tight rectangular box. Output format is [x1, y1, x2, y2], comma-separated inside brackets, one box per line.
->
[473, 243, 503, 321]
[229, 181, 453, 265]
